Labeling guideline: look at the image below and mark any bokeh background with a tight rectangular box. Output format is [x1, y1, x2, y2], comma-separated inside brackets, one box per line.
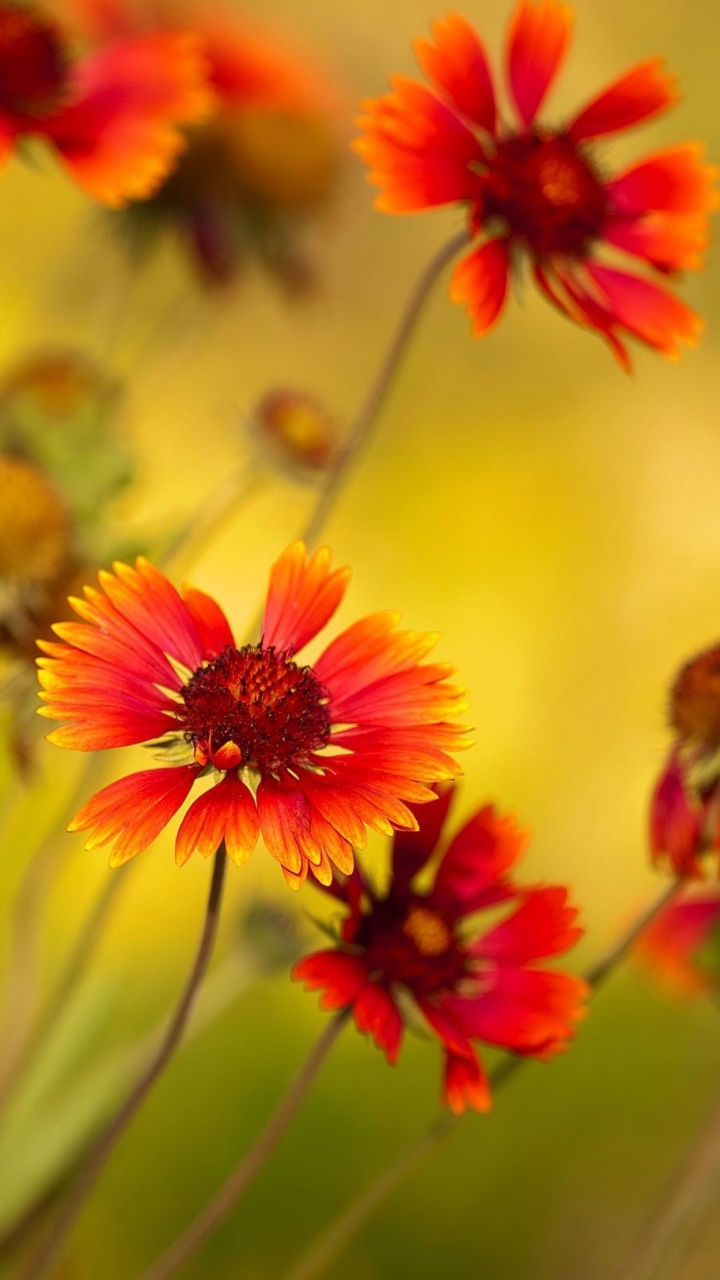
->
[2, 0, 720, 1276]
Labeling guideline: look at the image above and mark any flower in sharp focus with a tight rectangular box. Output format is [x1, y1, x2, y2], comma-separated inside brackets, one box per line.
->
[0, 1, 213, 206]
[36, 543, 469, 885]
[636, 889, 720, 996]
[59, 0, 344, 288]
[355, 3, 718, 368]
[650, 644, 720, 878]
[294, 786, 587, 1112]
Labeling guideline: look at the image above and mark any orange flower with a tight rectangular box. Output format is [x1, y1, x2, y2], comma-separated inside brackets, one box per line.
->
[636, 891, 720, 996]
[58, 0, 344, 286]
[0, 2, 213, 206]
[37, 544, 469, 886]
[355, 3, 718, 368]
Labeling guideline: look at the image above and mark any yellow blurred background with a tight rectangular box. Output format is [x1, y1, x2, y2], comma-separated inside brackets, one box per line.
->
[2, 0, 720, 1276]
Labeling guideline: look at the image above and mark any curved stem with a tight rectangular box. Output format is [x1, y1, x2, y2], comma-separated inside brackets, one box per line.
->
[139, 1011, 348, 1280]
[610, 1077, 720, 1280]
[301, 229, 468, 550]
[281, 880, 682, 1280]
[19, 844, 228, 1280]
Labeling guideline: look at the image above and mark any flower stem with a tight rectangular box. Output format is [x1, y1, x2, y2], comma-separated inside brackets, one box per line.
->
[139, 1011, 348, 1280]
[19, 844, 228, 1280]
[610, 1074, 720, 1280]
[281, 880, 683, 1280]
[301, 229, 469, 550]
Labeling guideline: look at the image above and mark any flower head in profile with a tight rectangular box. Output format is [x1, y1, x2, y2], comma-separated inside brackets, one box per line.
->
[0, 1, 213, 206]
[636, 889, 720, 996]
[37, 544, 469, 886]
[294, 786, 587, 1112]
[355, 2, 718, 368]
[650, 643, 720, 878]
[59, 0, 344, 287]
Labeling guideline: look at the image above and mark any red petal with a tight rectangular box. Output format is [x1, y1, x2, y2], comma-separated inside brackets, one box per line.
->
[649, 751, 704, 877]
[506, 0, 573, 128]
[181, 583, 235, 658]
[533, 262, 632, 371]
[262, 542, 349, 656]
[292, 950, 368, 1009]
[354, 77, 480, 212]
[476, 886, 583, 963]
[68, 766, 197, 867]
[433, 805, 528, 916]
[414, 13, 496, 133]
[585, 262, 703, 361]
[635, 892, 720, 996]
[353, 983, 403, 1063]
[443, 1049, 491, 1114]
[391, 784, 456, 893]
[450, 240, 510, 337]
[568, 58, 678, 142]
[43, 33, 213, 207]
[604, 212, 710, 273]
[174, 774, 259, 867]
[447, 967, 587, 1057]
[607, 145, 720, 217]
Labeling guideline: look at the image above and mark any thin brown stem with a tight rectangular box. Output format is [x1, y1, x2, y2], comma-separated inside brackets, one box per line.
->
[301, 230, 469, 551]
[281, 880, 682, 1280]
[139, 1011, 348, 1280]
[19, 844, 228, 1280]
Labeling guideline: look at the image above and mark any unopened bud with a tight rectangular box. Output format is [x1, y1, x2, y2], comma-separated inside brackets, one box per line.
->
[250, 389, 339, 478]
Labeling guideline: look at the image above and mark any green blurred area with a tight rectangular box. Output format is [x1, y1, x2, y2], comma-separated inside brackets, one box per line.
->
[2, 0, 720, 1276]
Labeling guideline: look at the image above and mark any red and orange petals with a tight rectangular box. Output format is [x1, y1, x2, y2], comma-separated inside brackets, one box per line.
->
[262, 541, 350, 657]
[609, 145, 720, 219]
[450, 240, 510, 337]
[649, 752, 704, 877]
[354, 77, 479, 213]
[449, 967, 588, 1059]
[507, 0, 573, 128]
[605, 212, 710, 274]
[293, 951, 368, 1011]
[42, 32, 215, 207]
[432, 805, 529, 916]
[175, 774, 259, 867]
[414, 13, 496, 134]
[636, 893, 720, 996]
[69, 766, 197, 867]
[568, 58, 678, 143]
[585, 263, 703, 362]
[353, 983, 403, 1064]
[476, 886, 583, 963]
[443, 1049, 491, 1114]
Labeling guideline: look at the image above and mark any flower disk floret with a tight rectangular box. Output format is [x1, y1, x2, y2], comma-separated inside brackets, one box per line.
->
[36, 543, 469, 887]
[294, 785, 587, 1112]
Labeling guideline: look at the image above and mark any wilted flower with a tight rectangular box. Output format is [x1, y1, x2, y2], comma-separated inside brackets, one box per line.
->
[248, 389, 339, 481]
[0, 1, 213, 205]
[636, 890, 720, 995]
[355, 2, 718, 367]
[650, 644, 720, 877]
[294, 786, 586, 1112]
[61, 0, 344, 286]
[37, 543, 469, 884]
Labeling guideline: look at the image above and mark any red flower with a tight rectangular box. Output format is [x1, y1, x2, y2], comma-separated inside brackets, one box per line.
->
[36, 544, 468, 886]
[57, 0, 344, 286]
[651, 644, 720, 877]
[0, 2, 213, 205]
[636, 890, 720, 995]
[355, 3, 718, 368]
[294, 786, 587, 1112]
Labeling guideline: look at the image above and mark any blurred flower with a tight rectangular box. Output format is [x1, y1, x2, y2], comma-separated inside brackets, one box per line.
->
[248, 389, 339, 481]
[0, 457, 71, 648]
[636, 890, 720, 996]
[355, 3, 718, 368]
[294, 786, 586, 1112]
[651, 644, 720, 877]
[0, 1, 213, 205]
[0, 347, 131, 524]
[61, 0, 344, 287]
[37, 543, 469, 884]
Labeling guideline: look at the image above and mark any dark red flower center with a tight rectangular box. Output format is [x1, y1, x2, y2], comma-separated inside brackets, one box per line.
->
[358, 896, 468, 997]
[671, 647, 720, 749]
[473, 133, 608, 256]
[180, 643, 331, 772]
[0, 5, 69, 119]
